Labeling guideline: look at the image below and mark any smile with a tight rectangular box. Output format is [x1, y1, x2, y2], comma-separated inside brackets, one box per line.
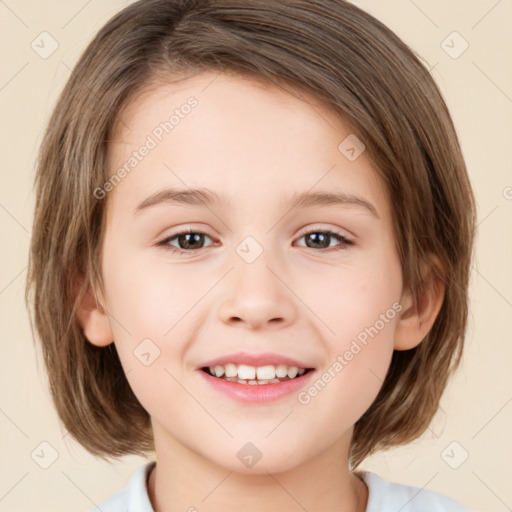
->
[202, 363, 311, 384]
[198, 366, 315, 403]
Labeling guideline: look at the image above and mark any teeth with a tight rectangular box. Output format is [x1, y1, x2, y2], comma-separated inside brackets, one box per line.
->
[237, 364, 256, 380]
[275, 364, 288, 378]
[206, 363, 309, 382]
[225, 363, 237, 377]
[256, 365, 275, 380]
[287, 366, 299, 379]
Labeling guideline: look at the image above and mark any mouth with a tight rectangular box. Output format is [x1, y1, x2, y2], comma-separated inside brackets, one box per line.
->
[200, 363, 315, 385]
[196, 354, 316, 403]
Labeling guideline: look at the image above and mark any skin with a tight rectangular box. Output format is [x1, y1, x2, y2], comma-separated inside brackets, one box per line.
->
[78, 71, 444, 512]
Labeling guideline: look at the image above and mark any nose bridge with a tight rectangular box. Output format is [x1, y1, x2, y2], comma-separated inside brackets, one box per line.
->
[232, 233, 282, 297]
[217, 232, 296, 328]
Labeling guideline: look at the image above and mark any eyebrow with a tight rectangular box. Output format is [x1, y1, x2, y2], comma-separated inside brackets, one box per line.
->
[133, 187, 379, 219]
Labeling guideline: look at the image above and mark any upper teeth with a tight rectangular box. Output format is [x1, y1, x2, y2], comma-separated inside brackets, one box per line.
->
[209, 364, 306, 380]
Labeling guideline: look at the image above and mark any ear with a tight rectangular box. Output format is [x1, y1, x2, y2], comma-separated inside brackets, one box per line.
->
[394, 255, 445, 351]
[75, 273, 114, 347]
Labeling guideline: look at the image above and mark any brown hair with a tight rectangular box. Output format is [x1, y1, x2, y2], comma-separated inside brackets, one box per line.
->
[25, 0, 477, 468]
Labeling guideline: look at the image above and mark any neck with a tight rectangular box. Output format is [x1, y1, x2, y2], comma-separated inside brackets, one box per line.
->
[147, 424, 368, 512]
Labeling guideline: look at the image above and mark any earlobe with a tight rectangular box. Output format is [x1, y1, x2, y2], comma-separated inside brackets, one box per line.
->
[393, 256, 446, 351]
[75, 275, 114, 347]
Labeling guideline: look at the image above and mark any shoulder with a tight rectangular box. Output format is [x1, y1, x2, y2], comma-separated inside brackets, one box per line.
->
[357, 470, 470, 512]
[87, 461, 156, 512]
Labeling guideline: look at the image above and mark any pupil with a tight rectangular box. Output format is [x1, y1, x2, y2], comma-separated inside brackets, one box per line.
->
[307, 232, 329, 249]
[180, 233, 202, 249]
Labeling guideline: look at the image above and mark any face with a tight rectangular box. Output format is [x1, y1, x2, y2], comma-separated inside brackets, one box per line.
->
[96, 71, 405, 474]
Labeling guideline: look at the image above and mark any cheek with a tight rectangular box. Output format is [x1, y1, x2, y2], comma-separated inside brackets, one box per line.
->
[298, 255, 401, 412]
[296, 319, 396, 448]
[102, 248, 206, 339]
[302, 255, 402, 346]
[101, 251, 212, 409]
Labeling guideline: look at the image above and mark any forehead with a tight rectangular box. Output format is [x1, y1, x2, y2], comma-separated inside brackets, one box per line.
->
[107, 71, 391, 223]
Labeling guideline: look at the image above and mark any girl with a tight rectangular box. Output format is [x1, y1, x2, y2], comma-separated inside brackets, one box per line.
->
[25, 1, 476, 510]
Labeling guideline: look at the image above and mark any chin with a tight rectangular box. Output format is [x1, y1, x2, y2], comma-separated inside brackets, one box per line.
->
[204, 441, 309, 476]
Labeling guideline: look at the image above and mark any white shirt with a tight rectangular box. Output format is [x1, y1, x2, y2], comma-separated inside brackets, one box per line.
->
[88, 461, 469, 511]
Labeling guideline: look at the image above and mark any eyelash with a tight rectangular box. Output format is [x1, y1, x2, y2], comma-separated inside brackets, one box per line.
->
[156, 227, 354, 255]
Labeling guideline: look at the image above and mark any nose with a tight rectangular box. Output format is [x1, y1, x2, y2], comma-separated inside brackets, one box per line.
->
[217, 252, 298, 330]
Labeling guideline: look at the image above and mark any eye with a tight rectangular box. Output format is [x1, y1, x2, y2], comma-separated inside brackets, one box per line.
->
[156, 227, 354, 255]
[157, 228, 215, 255]
[295, 228, 354, 251]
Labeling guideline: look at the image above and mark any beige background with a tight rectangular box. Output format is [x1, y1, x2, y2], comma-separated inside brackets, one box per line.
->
[0, 1, 511, 511]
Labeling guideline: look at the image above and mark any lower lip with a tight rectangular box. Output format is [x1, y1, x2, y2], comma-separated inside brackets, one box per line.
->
[197, 369, 315, 403]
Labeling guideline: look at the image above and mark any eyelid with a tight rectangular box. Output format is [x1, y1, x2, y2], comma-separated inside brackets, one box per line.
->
[158, 223, 353, 243]
[156, 225, 215, 242]
[295, 223, 353, 241]
[156, 223, 355, 255]
[155, 227, 216, 254]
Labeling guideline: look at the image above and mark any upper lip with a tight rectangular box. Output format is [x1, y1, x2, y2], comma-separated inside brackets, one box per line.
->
[197, 352, 315, 370]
